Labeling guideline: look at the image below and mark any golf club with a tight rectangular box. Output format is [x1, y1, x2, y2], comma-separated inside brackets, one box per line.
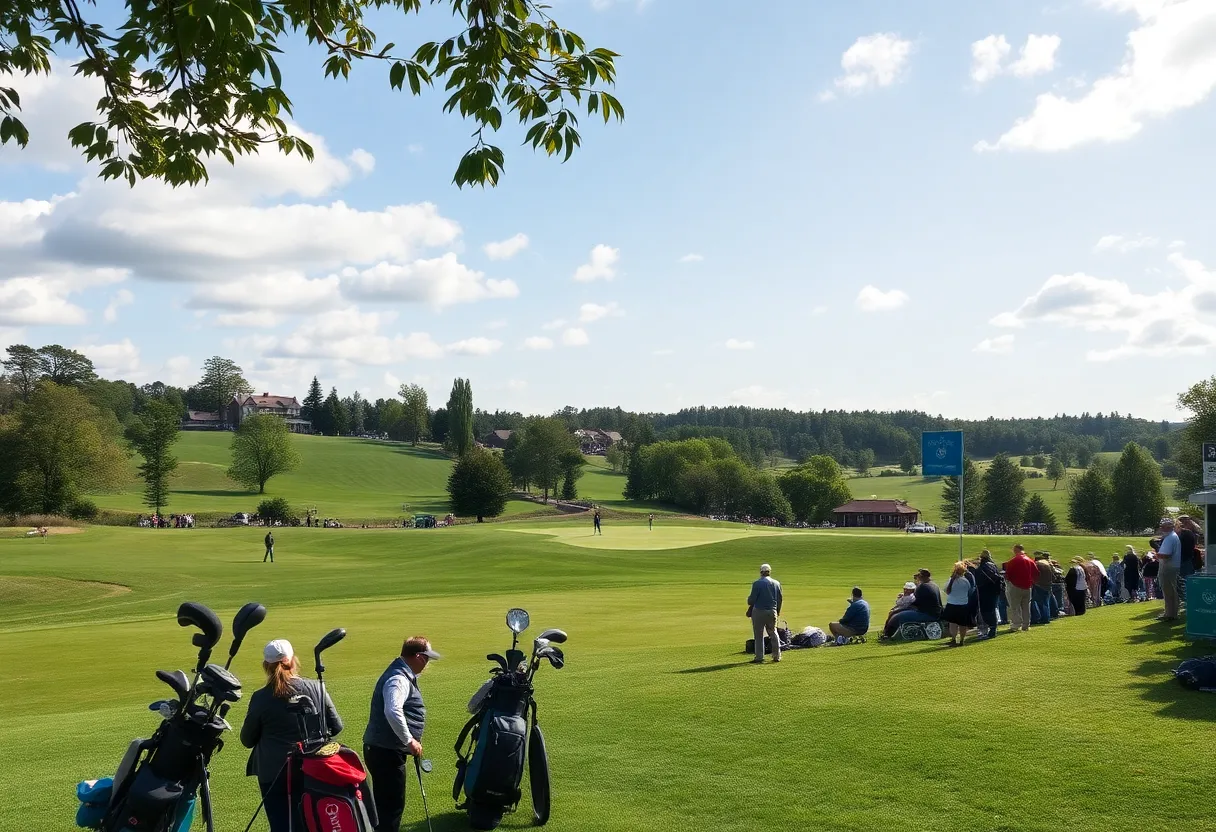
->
[313, 628, 346, 741]
[414, 757, 434, 832]
[155, 668, 191, 707]
[224, 602, 267, 670]
[487, 653, 509, 672]
[177, 601, 223, 679]
[537, 628, 568, 644]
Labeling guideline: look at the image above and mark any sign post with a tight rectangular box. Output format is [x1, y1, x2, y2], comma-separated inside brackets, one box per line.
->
[922, 430, 965, 561]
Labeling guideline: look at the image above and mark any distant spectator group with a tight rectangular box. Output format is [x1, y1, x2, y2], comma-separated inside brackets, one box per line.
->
[137, 513, 195, 528]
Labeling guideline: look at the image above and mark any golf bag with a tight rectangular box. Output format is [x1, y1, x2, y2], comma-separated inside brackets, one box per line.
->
[1174, 656, 1216, 691]
[453, 609, 563, 830]
[76, 602, 266, 832]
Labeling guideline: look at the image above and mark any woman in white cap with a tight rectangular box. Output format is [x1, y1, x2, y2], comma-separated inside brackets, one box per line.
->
[240, 639, 343, 832]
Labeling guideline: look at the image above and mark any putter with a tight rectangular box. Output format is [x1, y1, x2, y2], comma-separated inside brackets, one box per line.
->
[414, 757, 434, 832]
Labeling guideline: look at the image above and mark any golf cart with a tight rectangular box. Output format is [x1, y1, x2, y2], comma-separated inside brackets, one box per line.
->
[414, 514, 437, 529]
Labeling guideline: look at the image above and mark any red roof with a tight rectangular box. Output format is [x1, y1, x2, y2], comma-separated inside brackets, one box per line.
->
[833, 500, 919, 515]
[237, 394, 301, 408]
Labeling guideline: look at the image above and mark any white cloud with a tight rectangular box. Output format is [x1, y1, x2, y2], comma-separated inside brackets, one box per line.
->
[972, 34, 1060, 85]
[506, 379, 527, 392]
[161, 355, 194, 387]
[340, 254, 518, 307]
[989, 252, 1216, 360]
[579, 301, 623, 323]
[483, 233, 530, 261]
[811, 306, 828, 316]
[541, 318, 567, 331]
[652, 348, 675, 356]
[1093, 233, 1159, 253]
[77, 338, 141, 378]
[103, 288, 134, 323]
[188, 273, 342, 313]
[824, 33, 913, 98]
[679, 253, 704, 263]
[347, 148, 376, 174]
[1011, 34, 1062, 77]
[976, 0, 1216, 151]
[725, 338, 755, 350]
[1169, 240, 1187, 250]
[971, 35, 1013, 84]
[856, 285, 910, 312]
[523, 336, 554, 350]
[0, 276, 90, 325]
[268, 307, 444, 365]
[561, 327, 590, 346]
[214, 311, 285, 328]
[445, 337, 502, 356]
[974, 334, 1016, 354]
[573, 244, 619, 282]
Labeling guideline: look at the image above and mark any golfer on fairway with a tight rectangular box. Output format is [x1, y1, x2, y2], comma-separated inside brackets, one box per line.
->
[363, 636, 440, 832]
[263, 530, 274, 563]
[748, 563, 783, 663]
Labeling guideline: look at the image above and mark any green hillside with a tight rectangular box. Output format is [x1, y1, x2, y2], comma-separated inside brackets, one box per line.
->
[90, 432, 549, 522]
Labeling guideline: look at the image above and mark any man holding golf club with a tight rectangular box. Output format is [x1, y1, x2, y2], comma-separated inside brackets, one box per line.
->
[363, 636, 440, 832]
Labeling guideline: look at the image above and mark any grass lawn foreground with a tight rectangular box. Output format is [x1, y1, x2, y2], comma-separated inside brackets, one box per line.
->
[0, 522, 1211, 832]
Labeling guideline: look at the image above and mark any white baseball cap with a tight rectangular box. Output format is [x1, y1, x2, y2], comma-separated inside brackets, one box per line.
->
[760, 563, 772, 574]
[263, 639, 294, 663]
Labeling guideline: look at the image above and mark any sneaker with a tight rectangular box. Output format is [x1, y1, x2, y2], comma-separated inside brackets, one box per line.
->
[835, 635, 847, 646]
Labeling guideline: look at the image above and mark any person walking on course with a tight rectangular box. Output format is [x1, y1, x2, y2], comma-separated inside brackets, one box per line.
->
[648, 513, 654, 531]
[1002, 544, 1037, 632]
[263, 530, 274, 563]
[364, 636, 441, 832]
[240, 640, 343, 832]
[747, 563, 783, 664]
[1156, 518, 1182, 622]
[593, 510, 602, 535]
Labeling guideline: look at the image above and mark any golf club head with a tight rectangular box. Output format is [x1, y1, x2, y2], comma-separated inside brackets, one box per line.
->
[228, 602, 267, 659]
[418, 758, 433, 774]
[545, 653, 565, 670]
[487, 653, 509, 671]
[532, 637, 550, 653]
[155, 669, 191, 704]
[537, 628, 568, 644]
[177, 602, 223, 651]
[547, 645, 565, 662]
[314, 627, 347, 655]
[506, 608, 530, 634]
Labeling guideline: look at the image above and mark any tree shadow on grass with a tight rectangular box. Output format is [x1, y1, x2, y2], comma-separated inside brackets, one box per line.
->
[404, 810, 472, 831]
[1125, 615, 1216, 722]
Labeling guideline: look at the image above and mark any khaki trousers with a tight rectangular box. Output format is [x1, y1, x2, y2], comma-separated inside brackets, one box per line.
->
[752, 609, 781, 661]
[1006, 585, 1032, 631]
[1159, 563, 1180, 619]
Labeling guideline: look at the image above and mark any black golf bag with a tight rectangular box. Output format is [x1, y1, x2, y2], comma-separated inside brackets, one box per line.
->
[76, 602, 266, 832]
[453, 609, 562, 830]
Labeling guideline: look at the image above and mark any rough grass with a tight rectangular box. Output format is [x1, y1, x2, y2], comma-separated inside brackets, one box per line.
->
[0, 523, 1209, 832]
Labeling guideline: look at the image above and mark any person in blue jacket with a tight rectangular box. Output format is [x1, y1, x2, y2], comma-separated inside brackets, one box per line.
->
[829, 586, 870, 644]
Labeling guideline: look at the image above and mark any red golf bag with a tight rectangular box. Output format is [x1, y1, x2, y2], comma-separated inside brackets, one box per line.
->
[288, 741, 377, 832]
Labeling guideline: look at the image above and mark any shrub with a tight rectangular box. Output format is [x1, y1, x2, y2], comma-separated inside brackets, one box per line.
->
[66, 499, 99, 521]
[256, 497, 293, 524]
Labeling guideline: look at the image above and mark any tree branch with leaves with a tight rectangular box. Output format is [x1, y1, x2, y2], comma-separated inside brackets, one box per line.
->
[1, 0, 623, 187]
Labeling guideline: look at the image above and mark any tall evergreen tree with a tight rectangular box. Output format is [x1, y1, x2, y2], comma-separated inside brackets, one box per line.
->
[1111, 442, 1166, 532]
[980, 453, 1026, 524]
[2, 345, 42, 401]
[349, 391, 366, 434]
[445, 378, 474, 456]
[199, 356, 251, 416]
[128, 400, 181, 517]
[301, 377, 324, 426]
[323, 388, 348, 436]
[1022, 493, 1058, 533]
[1067, 465, 1113, 532]
[940, 457, 983, 525]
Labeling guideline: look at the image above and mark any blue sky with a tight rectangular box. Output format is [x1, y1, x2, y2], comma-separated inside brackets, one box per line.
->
[2, 0, 1214, 420]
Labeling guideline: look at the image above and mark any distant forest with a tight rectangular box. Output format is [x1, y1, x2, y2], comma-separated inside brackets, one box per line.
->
[473, 406, 1178, 470]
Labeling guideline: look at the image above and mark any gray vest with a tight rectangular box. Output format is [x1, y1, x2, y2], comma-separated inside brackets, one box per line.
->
[363, 658, 426, 751]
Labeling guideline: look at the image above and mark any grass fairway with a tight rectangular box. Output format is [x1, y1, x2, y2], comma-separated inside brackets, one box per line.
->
[509, 522, 793, 550]
[88, 432, 552, 521]
[0, 524, 1210, 832]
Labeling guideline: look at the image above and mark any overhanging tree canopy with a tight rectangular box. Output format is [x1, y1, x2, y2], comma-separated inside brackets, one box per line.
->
[0, 0, 623, 187]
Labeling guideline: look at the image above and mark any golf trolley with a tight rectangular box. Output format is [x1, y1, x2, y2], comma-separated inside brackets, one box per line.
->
[453, 608, 566, 830]
[76, 601, 267, 832]
[241, 626, 388, 832]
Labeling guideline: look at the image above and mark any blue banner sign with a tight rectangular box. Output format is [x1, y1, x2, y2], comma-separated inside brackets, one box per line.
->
[922, 431, 964, 477]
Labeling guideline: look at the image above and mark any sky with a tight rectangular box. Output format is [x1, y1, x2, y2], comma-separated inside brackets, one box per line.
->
[2, 0, 1215, 421]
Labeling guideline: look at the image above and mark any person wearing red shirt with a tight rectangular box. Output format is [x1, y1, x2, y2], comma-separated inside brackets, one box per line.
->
[1002, 544, 1037, 632]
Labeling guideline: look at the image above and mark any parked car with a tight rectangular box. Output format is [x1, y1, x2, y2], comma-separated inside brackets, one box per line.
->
[231, 512, 251, 526]
[906, 522, 936, 533]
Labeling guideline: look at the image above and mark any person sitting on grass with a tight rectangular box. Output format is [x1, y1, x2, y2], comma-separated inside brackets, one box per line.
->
[881, 568, 942, 640]
[829, 587, 870, 644]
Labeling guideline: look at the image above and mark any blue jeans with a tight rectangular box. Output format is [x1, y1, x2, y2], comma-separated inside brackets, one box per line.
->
[997, 592, 1008, 625]
[884, 609, 939, 638]
[1031, 586, 1051, 625]
[1050, 585, 1063, 618]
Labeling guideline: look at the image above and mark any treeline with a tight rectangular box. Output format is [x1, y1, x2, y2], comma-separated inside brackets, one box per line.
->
[621, 437, 853, 524]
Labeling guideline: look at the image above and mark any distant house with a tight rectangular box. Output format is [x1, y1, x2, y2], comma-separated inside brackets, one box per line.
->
[832, 499, 920, 529]
[183, 410, 222, 430]
[483, 429, 514, 449]
[574, 428, 622, 455]
[225, 393, 312, 434]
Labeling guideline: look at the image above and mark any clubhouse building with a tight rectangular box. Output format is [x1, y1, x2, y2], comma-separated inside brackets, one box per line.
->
[832, 499, 921, 529]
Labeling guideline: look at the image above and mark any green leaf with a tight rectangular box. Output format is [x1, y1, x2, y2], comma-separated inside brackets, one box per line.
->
[389, 62, 407, 90]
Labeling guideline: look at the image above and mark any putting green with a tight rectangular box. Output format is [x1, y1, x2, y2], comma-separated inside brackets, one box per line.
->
[506, 523, 794, 550]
